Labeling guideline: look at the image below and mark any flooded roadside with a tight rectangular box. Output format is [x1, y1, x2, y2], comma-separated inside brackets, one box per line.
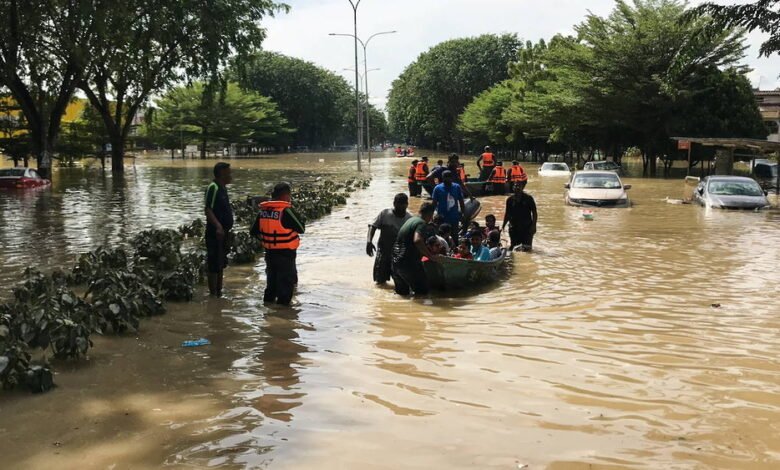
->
[1, 152, 779, 469]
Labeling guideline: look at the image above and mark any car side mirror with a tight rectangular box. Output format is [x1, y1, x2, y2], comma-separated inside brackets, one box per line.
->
[623, 184, 632, 190]
[698, 188, 704, 195]
[765, 190, 769, 196]
[564, 183, 571, 189]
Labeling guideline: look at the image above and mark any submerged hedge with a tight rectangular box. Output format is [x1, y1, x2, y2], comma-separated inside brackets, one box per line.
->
[0, 178, 370, 392]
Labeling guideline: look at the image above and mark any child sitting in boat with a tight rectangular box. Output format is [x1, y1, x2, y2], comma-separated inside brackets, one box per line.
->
[438, 223, 456, 252]
[421, 236, 447, 262]
[452, 239, 473, 260]
[482, 214, 499, 238]
[486, 230, 503, 260]
[467, 231, 491, 261]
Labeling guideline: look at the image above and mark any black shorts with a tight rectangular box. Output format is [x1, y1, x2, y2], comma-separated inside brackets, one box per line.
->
[205, 232, 228, 273]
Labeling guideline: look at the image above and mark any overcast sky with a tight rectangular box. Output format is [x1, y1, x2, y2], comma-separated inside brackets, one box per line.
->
[261, 0, 780, 110]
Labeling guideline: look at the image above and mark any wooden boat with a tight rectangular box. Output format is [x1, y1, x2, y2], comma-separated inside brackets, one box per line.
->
[424, 249, 509, 290]
[423, 178, 510, 198]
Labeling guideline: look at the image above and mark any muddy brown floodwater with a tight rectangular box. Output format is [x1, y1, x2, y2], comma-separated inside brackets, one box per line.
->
[1, 152, 779, 469]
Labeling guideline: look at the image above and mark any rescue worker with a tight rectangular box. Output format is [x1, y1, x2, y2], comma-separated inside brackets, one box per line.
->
[487, 161, 508, 195]
[476, 145, 496, 181]
[204, 162, 234, 297]
[457, 163, 467, 183]
[251, 182, 306, 306]
[501, 181, 537, 252]
[414, 156, 429, 197]
[367, 193, 412, 284]
[408, 159, 419, 197]
[509, 161, 528, 184]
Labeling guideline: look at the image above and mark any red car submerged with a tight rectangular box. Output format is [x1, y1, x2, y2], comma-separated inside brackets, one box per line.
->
[0, 167, 51, 189]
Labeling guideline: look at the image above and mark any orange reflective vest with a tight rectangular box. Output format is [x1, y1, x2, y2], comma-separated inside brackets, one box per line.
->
[407, 165, 416, 183]
[415, 162, 428, 181]
[258, 201, 300, 250]
[489, 166, 507, 183]
[457, 166, 467, 182]
[509, 165, 528, 182]
[481, 152, 495, 167]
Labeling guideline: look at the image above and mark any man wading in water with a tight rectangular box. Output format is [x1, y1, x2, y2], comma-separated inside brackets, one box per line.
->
[391, 202, 439, 296]
[502, 181, 537, 251]
[367, 193, 412, 285]
[204, 162, 234, 297]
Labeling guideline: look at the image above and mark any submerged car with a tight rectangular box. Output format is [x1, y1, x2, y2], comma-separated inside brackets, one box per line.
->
[538, 162, 572, 177]
[583, 160, 622, 172]
[692, 176, 770, 210]
[0, 167, 51, 189]
[564, 171, 631, 207]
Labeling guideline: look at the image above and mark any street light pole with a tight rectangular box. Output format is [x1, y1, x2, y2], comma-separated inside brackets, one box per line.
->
[347, 0, 362, 171]
[330, 29, 397, 165]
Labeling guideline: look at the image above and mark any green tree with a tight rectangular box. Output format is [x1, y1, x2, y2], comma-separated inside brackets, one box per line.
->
[691, 1, 780, 57]
[458, 81, 516, 148]
[78, 0, 288, 173]
[0, 1, 95, 177]
[148, 82, 292, 158]
[387, 34, 521, 149]
[236, 51, 382, 149]
[0, 90, 31, 166]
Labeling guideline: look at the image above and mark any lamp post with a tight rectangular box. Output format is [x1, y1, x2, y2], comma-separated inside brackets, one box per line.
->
[330, 30, 396, 164]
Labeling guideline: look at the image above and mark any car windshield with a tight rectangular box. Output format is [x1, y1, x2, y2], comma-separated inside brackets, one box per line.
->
[708, 180, 764, 197]
[542, 163, 568, 171]
[572, 174, 622, 189]
[0, 169, 25, 177]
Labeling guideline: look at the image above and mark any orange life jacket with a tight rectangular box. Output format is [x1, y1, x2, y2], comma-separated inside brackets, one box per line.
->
[415, 162, 428, 181]
[457, 166, 467, 182]
[407, 165, 416, 183]
[489, 166, 507, 183]
[481, 152, 495, 167]
[258, 200, 300, 250]
[509, 164, 528, 182]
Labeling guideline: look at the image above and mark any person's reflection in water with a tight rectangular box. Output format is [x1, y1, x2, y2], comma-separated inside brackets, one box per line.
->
[253, 307, 310, 422]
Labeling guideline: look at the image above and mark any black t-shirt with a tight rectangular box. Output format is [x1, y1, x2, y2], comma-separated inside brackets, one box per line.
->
[205, 181, 234, 232]
[505, 192, 536, 229]
[393, 216, 436, 264]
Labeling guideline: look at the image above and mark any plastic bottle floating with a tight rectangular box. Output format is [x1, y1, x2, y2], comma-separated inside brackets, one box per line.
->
[582, 210, 595, 220]
[182, 338, 211, 347]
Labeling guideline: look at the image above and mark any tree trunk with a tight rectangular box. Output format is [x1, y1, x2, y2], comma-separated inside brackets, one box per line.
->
[110, 134, 125, 173]
[201, 132, 208, 159]
[649, 154, 657, 177]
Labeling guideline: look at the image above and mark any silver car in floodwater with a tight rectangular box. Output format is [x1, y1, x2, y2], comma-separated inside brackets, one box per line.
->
[564, 171, 631, 207]
[692, 176, 771, 210]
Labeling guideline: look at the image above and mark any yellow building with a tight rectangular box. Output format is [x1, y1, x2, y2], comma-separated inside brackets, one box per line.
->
[0, 96, 87, 138]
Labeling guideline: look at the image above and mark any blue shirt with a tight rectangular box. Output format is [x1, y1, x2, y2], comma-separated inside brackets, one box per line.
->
[471, 244, 491, 262]
[431, 182, 464, 224]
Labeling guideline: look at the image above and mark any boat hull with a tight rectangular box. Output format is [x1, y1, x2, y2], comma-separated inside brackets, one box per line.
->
[423, 249, 509, 290]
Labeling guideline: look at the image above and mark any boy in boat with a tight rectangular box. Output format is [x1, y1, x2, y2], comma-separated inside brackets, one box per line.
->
[482, 214, 499, 239]
[468, 230, 491, 262]
[391, 202, 439, 296]
[486, 230, 503, 260]
[452, 239, 473, 260]
[501, 181, 537, 251]
[367, 193, 412, 284]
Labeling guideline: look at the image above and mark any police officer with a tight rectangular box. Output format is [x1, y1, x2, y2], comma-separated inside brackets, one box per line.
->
[476, 146, 496, 181]
[251, 182, 306, 305]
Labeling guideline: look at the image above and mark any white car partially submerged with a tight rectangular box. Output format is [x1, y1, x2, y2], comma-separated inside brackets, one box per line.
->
[565, 171, 631, 207]
[538, 162, 571, 177]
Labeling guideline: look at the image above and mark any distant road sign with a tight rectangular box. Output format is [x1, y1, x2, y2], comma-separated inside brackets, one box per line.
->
[678, 140, 691, 150]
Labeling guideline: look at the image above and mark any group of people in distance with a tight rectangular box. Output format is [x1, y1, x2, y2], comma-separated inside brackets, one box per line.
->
[368, 148, 538, 296]
[407, 146, 528, 197]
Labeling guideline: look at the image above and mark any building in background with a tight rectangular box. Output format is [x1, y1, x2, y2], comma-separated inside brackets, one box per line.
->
[755, 89, 780, 142]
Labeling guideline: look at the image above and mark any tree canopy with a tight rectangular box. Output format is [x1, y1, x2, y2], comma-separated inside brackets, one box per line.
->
[145, 82, 292, 157]
[387, 34, 521, 149]
[690, 0, 780, 57]
[455, 0, 767, 175]
[235, 51, 385, 149]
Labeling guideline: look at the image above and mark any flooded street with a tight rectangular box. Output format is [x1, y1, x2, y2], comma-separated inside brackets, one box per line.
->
[1, 152, 780, 469]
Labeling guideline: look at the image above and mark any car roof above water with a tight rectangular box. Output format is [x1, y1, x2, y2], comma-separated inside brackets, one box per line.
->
[706, 175, 757, 182]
